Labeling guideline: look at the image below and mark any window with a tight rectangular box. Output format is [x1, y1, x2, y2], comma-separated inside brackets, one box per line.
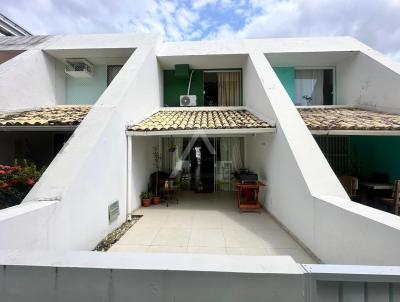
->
[107, 65, 123, 86]
[203, 71, 241, 106]
[314, 135, 350, 175]
[295, 69, 334, 106]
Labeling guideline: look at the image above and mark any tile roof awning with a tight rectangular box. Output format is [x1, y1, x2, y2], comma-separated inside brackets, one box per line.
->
[298, 107, 400, 135]
[0, 105, 91, 129]
[127, 108, 274, 136]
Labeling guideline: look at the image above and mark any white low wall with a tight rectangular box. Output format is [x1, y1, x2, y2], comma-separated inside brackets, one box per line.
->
[313, 195, 400, 265]
[0, 36, 163, 251]
[0, 251, 304, 302]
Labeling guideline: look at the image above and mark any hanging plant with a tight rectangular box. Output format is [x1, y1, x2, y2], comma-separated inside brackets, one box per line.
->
[167, 139, 176, 152]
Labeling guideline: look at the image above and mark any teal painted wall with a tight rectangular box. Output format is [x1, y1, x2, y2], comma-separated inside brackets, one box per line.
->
[350, 136, 400, 182]
[66, 65, 107, 105]
[273, 67, 295, 102]
[164, 70, 204, 107]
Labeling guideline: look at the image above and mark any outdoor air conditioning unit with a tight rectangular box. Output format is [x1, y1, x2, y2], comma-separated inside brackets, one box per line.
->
[65, 58, 94, 78]
[180, 95, 197, 106]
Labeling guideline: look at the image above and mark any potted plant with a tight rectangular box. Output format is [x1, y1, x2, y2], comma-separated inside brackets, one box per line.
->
[141, 191, 153, 207]
[168, 139, 176, 153]
[152, 146, 161, 204]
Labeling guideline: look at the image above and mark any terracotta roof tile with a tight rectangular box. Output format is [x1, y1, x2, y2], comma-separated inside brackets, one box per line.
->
[0, 105, 91, 126]
[128, 109, 271, 131]
[298, 107, 400, 131]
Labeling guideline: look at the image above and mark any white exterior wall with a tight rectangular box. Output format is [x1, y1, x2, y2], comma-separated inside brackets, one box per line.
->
[1, 34, 400, 267]
[0, 50, 64, 110]
[337, 50, 400, 113]
[245, 51, 400, 265]
[130, 136, 159, 211]
[0, 36, 162, 250]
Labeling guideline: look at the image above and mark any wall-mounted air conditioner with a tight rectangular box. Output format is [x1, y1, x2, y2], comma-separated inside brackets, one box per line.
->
[65, 58, 94, 78]
[180, 95, 197, 106]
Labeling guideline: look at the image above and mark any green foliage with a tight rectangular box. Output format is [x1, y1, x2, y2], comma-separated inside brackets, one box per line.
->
[140, 191, 153, 199]
[0, 159, 46, 208]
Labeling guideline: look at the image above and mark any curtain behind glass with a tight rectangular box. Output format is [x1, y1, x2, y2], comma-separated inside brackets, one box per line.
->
[217, 72, 241, 106]
[295, 70, 324, 105]
[217, 137, 244, 191]
[162, 137, 183, 175]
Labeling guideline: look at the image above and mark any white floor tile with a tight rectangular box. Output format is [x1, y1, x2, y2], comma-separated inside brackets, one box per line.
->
[151, 227, 191, 246]
[147, 245, 188, 254]
[189, 228, 225, 247]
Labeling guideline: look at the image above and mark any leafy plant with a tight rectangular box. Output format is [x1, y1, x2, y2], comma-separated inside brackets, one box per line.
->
[0, 159, 45, 208]
[140, 191, 153, 199]
[153, 146, 161, 197]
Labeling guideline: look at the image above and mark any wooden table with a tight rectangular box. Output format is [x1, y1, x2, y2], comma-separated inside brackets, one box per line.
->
[359, 182, 393, 190]
[235, 181, 266, 212]
[359, 181, 393, 203]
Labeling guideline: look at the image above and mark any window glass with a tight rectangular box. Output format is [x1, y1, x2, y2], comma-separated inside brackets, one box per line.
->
[295, 69, 333, 105]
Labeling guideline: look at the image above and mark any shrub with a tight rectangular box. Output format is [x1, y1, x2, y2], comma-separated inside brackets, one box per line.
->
[0, 159, 45, 208]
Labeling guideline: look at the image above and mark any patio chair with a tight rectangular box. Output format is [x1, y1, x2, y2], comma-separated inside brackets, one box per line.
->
[339, 175, 359, 200]
[162, 179, 178, 207]
[374, 180, 400, 215]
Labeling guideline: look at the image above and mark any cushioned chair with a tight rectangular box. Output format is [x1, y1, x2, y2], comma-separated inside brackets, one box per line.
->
[339, 175, 359, 200]
[374, 180, 400, 215]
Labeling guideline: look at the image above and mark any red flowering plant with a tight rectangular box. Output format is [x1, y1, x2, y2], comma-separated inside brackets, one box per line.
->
[0, 159, 45, 209]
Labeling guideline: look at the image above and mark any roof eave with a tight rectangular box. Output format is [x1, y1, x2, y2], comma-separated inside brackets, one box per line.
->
[126, 127, 276, 137]
[0, 125, 78, 131]
[310, 129, 400, 136]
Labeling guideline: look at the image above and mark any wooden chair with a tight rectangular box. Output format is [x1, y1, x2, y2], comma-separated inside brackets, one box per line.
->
[339, 175, 359, 200]
[374, 180, 400, 215]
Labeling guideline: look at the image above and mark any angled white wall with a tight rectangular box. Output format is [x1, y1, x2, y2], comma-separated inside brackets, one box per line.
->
[337, 50, 400, 113]
[0, 35, 163, 250]
[0, 50, 65, 110]
[245, 50, 400, 265]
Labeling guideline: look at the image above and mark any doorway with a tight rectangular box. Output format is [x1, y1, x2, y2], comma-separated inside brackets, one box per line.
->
[203, 71, 242, 106]
[186, 138, 215, 192]
[161, 137, 244, 193]
[295, 68, 334, 105]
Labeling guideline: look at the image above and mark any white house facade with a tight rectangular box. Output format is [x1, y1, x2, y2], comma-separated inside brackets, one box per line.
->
[1, 33, 400, 301]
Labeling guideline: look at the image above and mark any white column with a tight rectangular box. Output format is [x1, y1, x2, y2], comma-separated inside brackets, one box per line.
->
[126, 134, 133, 220]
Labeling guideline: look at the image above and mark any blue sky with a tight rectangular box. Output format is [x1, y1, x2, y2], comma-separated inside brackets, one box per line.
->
[3, 0, 400, 61]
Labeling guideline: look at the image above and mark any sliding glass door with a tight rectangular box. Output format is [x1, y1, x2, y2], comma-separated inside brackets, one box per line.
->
[204, 71, 242, 106]
[161, 137, 244, 192]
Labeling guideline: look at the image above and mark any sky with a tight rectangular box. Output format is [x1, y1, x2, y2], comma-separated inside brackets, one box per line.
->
[3, 0, 400, 61]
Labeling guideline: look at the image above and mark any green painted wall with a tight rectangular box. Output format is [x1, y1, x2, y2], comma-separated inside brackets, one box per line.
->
[273, 67, 295, 102]
[350, 136, 400, 182]
[164, 70, 204, 107]
[66, 65, 107, 105]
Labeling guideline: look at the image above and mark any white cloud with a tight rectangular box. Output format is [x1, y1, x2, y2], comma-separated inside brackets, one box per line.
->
[211, 0, 400, 60]
[2, 0, 400, 61]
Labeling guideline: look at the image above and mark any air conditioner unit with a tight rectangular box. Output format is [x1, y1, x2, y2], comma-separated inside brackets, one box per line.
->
[180, 95, 197, 107]
[65, 58, 94, 78]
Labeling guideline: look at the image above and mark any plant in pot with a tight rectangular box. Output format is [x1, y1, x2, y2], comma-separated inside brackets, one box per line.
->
[141, 191, 153, 207]
[152, 146, 161, 205]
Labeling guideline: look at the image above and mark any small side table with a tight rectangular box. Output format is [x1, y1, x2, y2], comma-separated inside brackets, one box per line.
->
[235, 181, 266, 212]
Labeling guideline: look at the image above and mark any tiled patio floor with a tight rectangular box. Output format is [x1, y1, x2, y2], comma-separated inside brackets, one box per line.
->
[109, 192, 317, 263]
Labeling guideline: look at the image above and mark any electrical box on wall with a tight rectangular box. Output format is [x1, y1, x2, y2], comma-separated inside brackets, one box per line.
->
[174, 64, 190, 78]
[108, 200, 120, 223]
